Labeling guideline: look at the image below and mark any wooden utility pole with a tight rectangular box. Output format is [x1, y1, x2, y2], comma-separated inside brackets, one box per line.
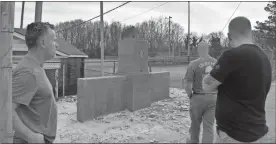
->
[62, 64, 65, 97]
[20, 1, 25, 29]
[55, 69, 59, 100]
[168, 16, 172, 57]
[0, 2, 15, 143]
[172, 30, 175, 57]
[34, 1, 43, 22]
[179, 38, 181, 57]
[187, 1, 191, 63]
[100, 1, 104, 76]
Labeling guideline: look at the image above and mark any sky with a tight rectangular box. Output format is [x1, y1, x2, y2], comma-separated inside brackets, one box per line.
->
[14, 1, 270, 36]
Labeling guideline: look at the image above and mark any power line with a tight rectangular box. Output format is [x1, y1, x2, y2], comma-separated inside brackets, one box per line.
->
[0, 2, 131, 62]
[121, 2, 169, 22]
[221, 2, 242, 32]
[59, 2, 169, 44]
[57, 1, 131, 33]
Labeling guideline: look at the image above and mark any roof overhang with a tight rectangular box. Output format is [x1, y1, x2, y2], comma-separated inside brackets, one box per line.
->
[13, 31, 80, 58]
[67, 55, 88, 58]
[12, 46, 69, 58]
[13, 32, 25, 40]
[43, 62, 61, 69]
[56, 51, 69, 57]
[13, 47, 27, 51]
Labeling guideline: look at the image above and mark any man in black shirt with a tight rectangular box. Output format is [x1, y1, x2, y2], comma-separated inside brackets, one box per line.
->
[202, 16, 272, 143]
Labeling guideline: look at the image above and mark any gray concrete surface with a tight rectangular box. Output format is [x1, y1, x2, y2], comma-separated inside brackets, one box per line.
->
[77, 71, 170, 122]
[77, 76, 127, 122]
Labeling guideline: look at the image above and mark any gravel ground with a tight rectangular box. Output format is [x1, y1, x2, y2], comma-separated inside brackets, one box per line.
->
[54, 87, 275, 143]
[55, 88, 191, 143]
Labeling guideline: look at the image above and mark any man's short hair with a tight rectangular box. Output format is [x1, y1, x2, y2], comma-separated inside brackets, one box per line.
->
[228, 16, 252, 36]
[25, 22, 55, 49]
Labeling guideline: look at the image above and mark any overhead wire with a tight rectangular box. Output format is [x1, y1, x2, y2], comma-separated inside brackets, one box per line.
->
[60, 2, 173, 73]
[56, 1, 131, 34]
[58, 2, 172, 74]
[59, 2, 170, 45]
[209, 2, 242, 44]
[0, 1, 131, 63]
[120, 2, 169, 22]
[221, 2, 242, 32]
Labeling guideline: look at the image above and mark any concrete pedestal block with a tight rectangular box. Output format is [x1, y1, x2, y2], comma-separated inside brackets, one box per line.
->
[77, 76, 127, 122]
[118, 38, 149, 74]
[77, 72, 171, 122]
[149, 71, 170, 102]
[125, 73, 152, 112]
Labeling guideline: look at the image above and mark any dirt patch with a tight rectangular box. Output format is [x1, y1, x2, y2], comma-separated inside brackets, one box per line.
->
[54, 87, 275, 143]
[55, 88, 191, 143]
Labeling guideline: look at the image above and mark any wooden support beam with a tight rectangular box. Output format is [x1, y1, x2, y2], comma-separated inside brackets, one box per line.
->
[20, 1, 25, 29]
[0, 2, 15, 143]
[100, 1, 104, 76]
[34, 1, 43, 22]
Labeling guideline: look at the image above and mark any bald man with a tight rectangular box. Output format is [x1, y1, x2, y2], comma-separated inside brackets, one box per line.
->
[183, 42, 217, 143]
[203, 16, 272, 143]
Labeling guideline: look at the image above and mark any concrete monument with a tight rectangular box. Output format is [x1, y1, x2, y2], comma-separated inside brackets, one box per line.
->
[77, 26, 170, 122]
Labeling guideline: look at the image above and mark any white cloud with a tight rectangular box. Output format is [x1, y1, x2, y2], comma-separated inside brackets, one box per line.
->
[14, 1, 270, 36]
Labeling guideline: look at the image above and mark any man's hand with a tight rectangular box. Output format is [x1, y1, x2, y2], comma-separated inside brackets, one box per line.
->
[12, 102, 44, 143]
[202, 74, 221, 93]
[187, 93, 193, 98]
[28, 133, 44, 143]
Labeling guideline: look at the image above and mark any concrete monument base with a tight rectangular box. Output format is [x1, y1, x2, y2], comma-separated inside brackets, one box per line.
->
[77, 72, 170, 122]
[77, 31, 170, 122]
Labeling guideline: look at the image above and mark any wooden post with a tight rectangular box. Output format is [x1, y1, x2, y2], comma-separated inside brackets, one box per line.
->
[62, 63, 65, 97]
[179, 44, 181, 57]
[149, 62, 152, 72]
[55, 68, 59, 100]
[20, 1, 25, 29]
[168, 16, 172, 57]
[187, 1, 191, 63]
[0, 2, 15, 143]
[34, 1, 42, 22]
[113, 61, 116, 73]
[100, 1, 104, 76]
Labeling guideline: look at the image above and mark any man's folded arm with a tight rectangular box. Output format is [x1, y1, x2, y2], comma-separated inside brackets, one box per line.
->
[203, 50, 244, 93]
[202, 74, 221, 92]
[12, 69, 39, 142]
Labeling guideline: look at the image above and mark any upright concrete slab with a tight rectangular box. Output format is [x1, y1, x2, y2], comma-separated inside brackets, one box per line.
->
[125, 73, 152, 112]
[116, 38, 170, 112]
[123, 72, 170, 112]
[77, 76, 127, 122]
[149, 71, 170, 102]
[117, 38, 149, 74]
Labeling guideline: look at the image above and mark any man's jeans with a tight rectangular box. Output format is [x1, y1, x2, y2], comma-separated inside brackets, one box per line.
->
[13, 135, 53, 144]
[187, 93, 217, 143]
[13, 136, 28, 144]
[214, 128, 268, 143]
